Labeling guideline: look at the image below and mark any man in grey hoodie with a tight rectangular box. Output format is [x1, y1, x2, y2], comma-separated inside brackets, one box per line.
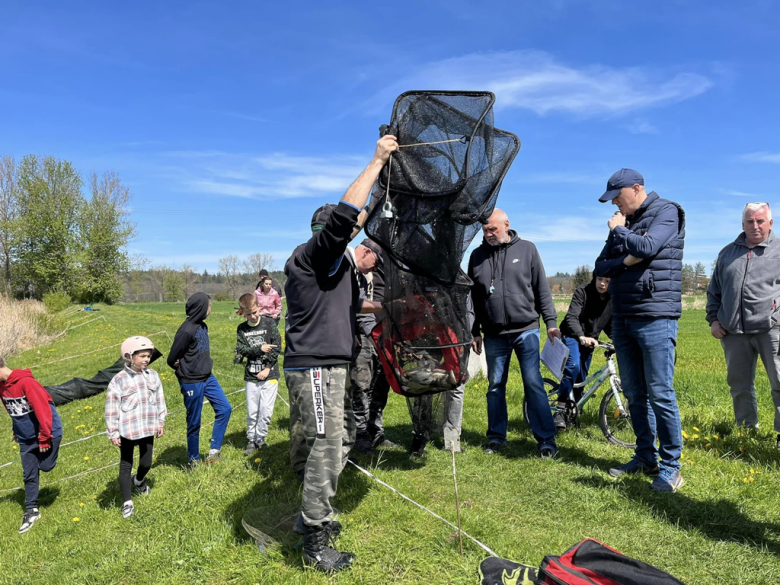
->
[707, 202, 780, 444]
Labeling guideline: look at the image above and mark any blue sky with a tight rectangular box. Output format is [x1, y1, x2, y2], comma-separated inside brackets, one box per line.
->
[2, 1, 779, 275]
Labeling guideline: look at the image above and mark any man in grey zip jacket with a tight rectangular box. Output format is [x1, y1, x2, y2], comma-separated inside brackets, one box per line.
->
[707, 202, 780, 440]
[469, 209, 561, 458]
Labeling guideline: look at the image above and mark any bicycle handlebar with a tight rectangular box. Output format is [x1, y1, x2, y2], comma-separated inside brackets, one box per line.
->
[600, 342, 615, 352]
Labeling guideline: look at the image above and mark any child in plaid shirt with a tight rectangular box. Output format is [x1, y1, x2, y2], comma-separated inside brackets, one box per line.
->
[105, 336, 167, 519]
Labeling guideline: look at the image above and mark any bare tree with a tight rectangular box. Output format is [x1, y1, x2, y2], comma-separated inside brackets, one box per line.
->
[218, 255, 241, 299]
[181, 263, 198, 298]
[0, 156, 19, 293]
[243, 252, 275, 277]
[148, 265, 171, 302]
[127, 253, 150, 302]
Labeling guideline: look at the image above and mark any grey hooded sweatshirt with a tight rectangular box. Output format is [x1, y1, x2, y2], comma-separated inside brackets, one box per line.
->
[706, 231, 780, 334]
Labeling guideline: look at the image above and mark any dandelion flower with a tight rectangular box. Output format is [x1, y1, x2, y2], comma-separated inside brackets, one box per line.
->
[705, 443, 711, 448]
[73, 517, 80, 522]
[78, 410, 82, 413]
[712, 435, 719, 440]
[84, 456, 90, 461]
[681, 430, 690, 439]
[693, 426, 700, 432]
[750, 469, 755, 474]
[12, 445, 17, 450]
[79, 503, 84, 508]
[692, 434, 699, 439]
[750, 477, 756, 482]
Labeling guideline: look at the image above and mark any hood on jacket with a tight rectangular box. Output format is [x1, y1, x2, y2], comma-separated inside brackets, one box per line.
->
[480, 229, 520, 250]
[0, 368, 34, 388]
[185, 292, 211, 323]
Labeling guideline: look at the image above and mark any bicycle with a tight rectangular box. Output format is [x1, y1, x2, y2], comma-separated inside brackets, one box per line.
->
[522, 342, 635, 448]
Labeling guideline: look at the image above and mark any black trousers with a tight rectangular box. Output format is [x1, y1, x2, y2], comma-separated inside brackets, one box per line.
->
[119, 435, 154, 502]
[20, 436, 62, 509]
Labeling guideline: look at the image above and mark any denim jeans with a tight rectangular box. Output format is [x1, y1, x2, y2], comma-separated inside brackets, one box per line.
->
[484, 330, 557, 449]
[180, 375, 233, 461]
[557, 336, 594, 402]
[611, 316, 682, 471]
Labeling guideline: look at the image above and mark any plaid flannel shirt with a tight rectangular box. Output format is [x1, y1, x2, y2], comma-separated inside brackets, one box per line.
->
[105, 366, 167, 441]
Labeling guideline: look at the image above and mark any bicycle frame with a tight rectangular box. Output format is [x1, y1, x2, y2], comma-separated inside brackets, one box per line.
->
[571, 355, 627, 413]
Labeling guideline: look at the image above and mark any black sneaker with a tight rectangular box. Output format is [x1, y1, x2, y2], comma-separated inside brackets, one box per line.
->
[296, 469, 305, 483]
[776, 434, 780, 450]
[302, 524, 355, 572]
[19, 508, 41, 534]
[553, 409, 567, 431]
[608, 457, 660, 478]
[539, 445, 558, 459]
[410, 434, 427, 457]
[354, 435, 374, 453]
[132, 475, 151, 495]
[373, 435, 401, 450]
[484, 442, 502, 455]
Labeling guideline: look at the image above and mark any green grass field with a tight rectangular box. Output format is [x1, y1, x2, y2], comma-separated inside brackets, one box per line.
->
[2, 303, 780, 584]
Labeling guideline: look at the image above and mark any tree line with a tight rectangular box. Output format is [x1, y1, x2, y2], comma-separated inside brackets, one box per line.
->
[0, 155, 134, 303]
[123, 252, 283, 302]
[548, 262, 712, 296]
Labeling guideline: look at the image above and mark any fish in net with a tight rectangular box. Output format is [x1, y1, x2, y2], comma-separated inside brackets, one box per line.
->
[366, 91, 519, 398]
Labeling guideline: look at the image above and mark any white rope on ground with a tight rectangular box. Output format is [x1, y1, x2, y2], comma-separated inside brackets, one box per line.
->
[0, 394, 250, 493]
[29, 331, 173, 369]
[348, 459, 497, 557]
[55, 316, 109, 337]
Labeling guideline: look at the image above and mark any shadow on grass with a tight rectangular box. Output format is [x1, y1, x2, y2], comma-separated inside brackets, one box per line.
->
[575, 474, 780, 557]
[222, 439, 373, 568]
[0, 486, 60, 511]
[154, 444, 190, 469]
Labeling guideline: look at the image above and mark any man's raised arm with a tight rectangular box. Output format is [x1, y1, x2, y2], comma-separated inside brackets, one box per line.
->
[342, 135, 398, 209]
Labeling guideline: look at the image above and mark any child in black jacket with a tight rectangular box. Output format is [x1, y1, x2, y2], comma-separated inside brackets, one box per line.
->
[167, 293, 232, 466]
[555, 275, 612, 430]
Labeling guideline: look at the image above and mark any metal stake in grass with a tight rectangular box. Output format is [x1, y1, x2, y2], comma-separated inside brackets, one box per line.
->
[443, 426, 463, 555]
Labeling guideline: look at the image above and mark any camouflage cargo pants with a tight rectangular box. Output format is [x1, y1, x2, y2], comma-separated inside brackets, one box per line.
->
[286, 365, 355, 526]
[351, 334, 391, 440]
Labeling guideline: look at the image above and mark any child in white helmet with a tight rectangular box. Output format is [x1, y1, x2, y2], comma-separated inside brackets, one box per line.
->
[104, 336, 167, 519]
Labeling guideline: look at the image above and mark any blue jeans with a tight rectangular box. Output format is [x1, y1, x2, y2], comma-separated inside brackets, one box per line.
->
[557, 336, 594, 402]
[484, 330, 557, 449]
[180, 375, 233, 461]
[611, 317, 681, 471]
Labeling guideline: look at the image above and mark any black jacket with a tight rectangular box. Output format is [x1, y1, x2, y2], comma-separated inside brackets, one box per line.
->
[468, 231, 557, 337]
[560, 282, 612, 341]
[283, 202, 362, 368]
[355, 248, 385, 338]
[167, 292, 213, 383]
[236, 316, 281, 382]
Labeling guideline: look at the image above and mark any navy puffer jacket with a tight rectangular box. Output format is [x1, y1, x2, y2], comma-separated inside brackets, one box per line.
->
[595, 192, 685, 318]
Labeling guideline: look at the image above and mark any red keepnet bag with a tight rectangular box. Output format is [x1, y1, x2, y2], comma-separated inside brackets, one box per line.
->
[539, 539, 685, 585]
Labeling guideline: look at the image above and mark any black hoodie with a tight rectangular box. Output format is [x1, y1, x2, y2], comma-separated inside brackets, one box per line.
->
[167, 292, 213, 383]
[560, 280, 612, 341]
[283, 201, 362, 368]
[468, 230, 557, 337]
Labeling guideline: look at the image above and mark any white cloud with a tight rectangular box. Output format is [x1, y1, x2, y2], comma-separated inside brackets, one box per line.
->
[163, 152, 367, 200]
[740, 152, 780, 164]
[719, 189, 766, 198]
[370, 50, 712, 117]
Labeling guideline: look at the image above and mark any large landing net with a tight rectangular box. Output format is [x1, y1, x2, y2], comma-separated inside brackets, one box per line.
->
[367, 91, 519, 397]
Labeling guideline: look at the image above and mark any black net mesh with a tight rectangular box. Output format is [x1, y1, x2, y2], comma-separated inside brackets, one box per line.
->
[366, 91, 519, 284]
[367, 91, 519, 397]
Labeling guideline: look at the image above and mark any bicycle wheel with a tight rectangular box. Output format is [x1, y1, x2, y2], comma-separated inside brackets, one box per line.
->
[522, 378, 560, 427]
[598, 379, 636, 448]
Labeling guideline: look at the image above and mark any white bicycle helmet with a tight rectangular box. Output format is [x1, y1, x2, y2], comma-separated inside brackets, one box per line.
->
[121, 336, 155, 360]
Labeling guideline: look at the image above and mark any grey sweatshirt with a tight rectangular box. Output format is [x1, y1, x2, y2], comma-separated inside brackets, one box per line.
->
[706, 231, 780, 334]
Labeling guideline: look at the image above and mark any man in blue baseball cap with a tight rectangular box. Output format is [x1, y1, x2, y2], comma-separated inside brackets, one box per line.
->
[594, 168, 686, 493]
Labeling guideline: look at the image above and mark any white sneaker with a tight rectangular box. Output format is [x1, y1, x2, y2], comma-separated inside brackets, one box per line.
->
[19, 508, 41, 534]
[122, 501, 135, 519]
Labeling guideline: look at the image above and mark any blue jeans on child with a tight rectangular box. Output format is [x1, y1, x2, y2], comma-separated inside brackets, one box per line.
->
[20, 436, 62, 509]
[484, 330, 557, 450]
[611, 316, 681, 472]
[557, 336, 594, 403]
[180, 375, 233, 461]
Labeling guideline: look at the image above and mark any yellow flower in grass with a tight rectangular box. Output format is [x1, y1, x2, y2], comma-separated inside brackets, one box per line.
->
[84, 456, 89, 461]
[254, 458, 260, 463]
[705, 443, 711, 448]
[750, 469, 755, 474]
[79, 503, 84, 508]
[712, 434, 719, 440]
[692, 434, 699, 439]
[72, 517, 80, 522]
[12, 445, 17, 450]
[75, 425, 85, 430]
[693, 426, 700, 432]
[681, 430, 690, 439]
